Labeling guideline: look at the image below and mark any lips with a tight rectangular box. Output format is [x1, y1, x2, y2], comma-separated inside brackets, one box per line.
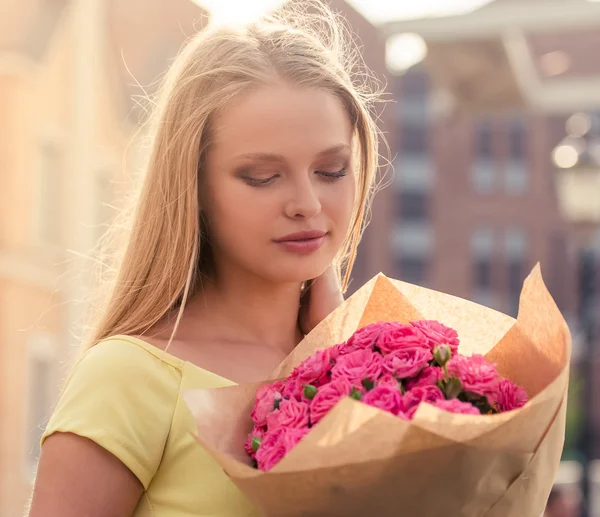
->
[275, 230, 327, 242]
[274, 230, 328, 254]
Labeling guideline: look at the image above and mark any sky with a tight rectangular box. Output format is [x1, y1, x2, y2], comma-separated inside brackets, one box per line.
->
[193, 0, 496, 25]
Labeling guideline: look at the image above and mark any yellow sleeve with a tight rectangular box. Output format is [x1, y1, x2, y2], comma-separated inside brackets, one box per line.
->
[41, 338, 181, 489]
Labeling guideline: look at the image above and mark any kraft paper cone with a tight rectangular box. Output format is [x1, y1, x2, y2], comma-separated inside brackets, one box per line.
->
[184, 265, 571, 517]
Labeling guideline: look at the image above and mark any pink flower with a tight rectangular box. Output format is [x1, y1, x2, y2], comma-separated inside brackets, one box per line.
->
[266, 398, 310, 431]
[405, 366, 442, 390]
[377, 374, 401, 388]
[281, 374, 305, 401]
[361, 385, 404, 415]
[293, 348, 334, 387]
[376, 323, 430, 356]
[447, 354, 500, 402]
[341, 322, 389, 354]
[434, 398, 480, 416]
[496, 378, 528, 412]
[382, 347, 432, 380]
[245, 426, 265, 459]
[331, 349, 383, 385]
[403, 385, 445, 419]
[411, 320, 460, 355]
[309, 377, 353, 425]
[252, 382, 284, 427]
[255, 427, 308, 471]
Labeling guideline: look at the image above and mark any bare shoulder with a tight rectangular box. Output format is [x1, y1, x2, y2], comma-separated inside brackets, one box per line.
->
[28, 432, 143, 517]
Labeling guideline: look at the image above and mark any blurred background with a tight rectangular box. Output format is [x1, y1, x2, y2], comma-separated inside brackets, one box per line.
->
[0, 0, 599, 516]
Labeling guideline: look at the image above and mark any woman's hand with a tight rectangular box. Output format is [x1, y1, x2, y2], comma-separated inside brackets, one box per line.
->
[298, 265, 344, 336]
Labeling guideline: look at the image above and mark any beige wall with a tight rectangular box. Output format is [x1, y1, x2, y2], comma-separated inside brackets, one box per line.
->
[0, 2, 131, 515]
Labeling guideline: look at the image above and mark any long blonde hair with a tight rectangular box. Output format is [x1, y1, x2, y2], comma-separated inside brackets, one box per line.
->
[87, 1, 385, 348]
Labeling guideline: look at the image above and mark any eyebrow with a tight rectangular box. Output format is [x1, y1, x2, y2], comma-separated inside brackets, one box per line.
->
[235, 144, 351, 163]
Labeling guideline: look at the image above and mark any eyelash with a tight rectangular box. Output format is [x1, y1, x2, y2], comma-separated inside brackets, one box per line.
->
[244, 169, 347, 187]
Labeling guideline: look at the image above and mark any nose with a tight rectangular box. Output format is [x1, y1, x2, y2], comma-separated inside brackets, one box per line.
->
[284, 174, 322, 220]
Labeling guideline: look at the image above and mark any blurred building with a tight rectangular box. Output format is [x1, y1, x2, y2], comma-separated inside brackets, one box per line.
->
[0, 0, 207, 515]
[392, 66, 576, 318]
[0, 1, 129, 514]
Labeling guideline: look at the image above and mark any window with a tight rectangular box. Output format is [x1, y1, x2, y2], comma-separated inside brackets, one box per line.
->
[394, 155, 434, 191]
[472, 119, 496, 194]
[475, 119, 494, 160]
[505, 161, 529, 195]
[548, 231, 568, 312]
[26, 335, 56, 472]
[34, 144, 62, 245]
[471, 227, 495, 306]
[398, 256, 429, 286]
[400, 121, 429, 155]
[507, 117, 527, 160]
[398, 191, 428, 222]
[505, 228, 527, 316]
[472, 160, 496, 194]
[505, 117, 529, 195]
[392, 222, 433, 287]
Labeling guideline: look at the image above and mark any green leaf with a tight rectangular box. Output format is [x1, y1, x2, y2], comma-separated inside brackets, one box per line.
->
[362, 378, 375, 391]
[443, 377, 463, 399]
[273, 398, 281, 410]
[251, 437, 262, 452]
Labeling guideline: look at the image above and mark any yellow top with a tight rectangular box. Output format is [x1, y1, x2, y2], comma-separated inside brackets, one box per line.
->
[41, 336, 260, 517]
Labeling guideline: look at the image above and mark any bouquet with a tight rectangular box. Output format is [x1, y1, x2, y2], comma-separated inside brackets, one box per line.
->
[183, 266, 570, 517]
[247, 320, 529, 471]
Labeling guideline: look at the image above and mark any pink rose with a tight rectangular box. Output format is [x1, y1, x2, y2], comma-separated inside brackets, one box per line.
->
[245, 426, 265, 459]
[405, 367, 442, 390]
[309, 377, 353, 425]
[252, 382, 284, 426]
[293, 348, 334, 387]
[266, 398, 310, 431]
[447, 354, 499, 402]
[331, 349, 383, 385]
[403, 385, 445, 419]
[434, 398, 480, 416]
[281, 374, 305, 401]
[496, 378, 528, 412]
[411, 320, 460, 355]
[382, 347, 432, 380]
[377, 374, 401, 388]
[255, 427, 308, 471]
[361, 385, 404, 415]
[341, 322, 389, 354]
[376, 323, 430, 356]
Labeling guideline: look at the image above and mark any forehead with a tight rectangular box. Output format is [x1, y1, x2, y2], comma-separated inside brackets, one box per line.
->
[209, 85, 352, 160]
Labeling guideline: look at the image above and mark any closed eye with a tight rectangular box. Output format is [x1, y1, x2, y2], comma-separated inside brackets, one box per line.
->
[243, 174, 279, 187]
[317, 168, 347, 182]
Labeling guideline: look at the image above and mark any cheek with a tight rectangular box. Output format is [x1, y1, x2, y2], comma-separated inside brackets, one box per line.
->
[325, 179, 356, 229]
[207, 185, 272, 243]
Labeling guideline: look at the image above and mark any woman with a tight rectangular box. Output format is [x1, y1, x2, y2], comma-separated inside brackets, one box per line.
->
[28, 3, 382, 516]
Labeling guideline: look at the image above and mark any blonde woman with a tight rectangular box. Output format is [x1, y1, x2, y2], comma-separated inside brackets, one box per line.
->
[28, 3, 382, 516]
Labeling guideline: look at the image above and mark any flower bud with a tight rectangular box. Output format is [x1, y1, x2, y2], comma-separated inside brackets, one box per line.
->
[303, 384, 318, 400]
[433, 344, 452, 367]
[350, 387, 363, 401]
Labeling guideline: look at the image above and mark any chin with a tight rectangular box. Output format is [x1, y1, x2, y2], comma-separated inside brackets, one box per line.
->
[262, 258, 332, 284]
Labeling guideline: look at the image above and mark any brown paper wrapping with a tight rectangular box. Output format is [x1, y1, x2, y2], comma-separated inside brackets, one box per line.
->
[182, 265, 571, 517]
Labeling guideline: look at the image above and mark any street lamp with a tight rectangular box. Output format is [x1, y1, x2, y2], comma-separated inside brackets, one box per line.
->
[552, 113, 600, 517]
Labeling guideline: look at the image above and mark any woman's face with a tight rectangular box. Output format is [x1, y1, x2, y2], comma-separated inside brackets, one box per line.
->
[202, 84, 356, 284]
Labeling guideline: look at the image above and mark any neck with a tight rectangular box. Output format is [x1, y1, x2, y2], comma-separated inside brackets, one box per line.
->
[178, 267, 303, 354]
